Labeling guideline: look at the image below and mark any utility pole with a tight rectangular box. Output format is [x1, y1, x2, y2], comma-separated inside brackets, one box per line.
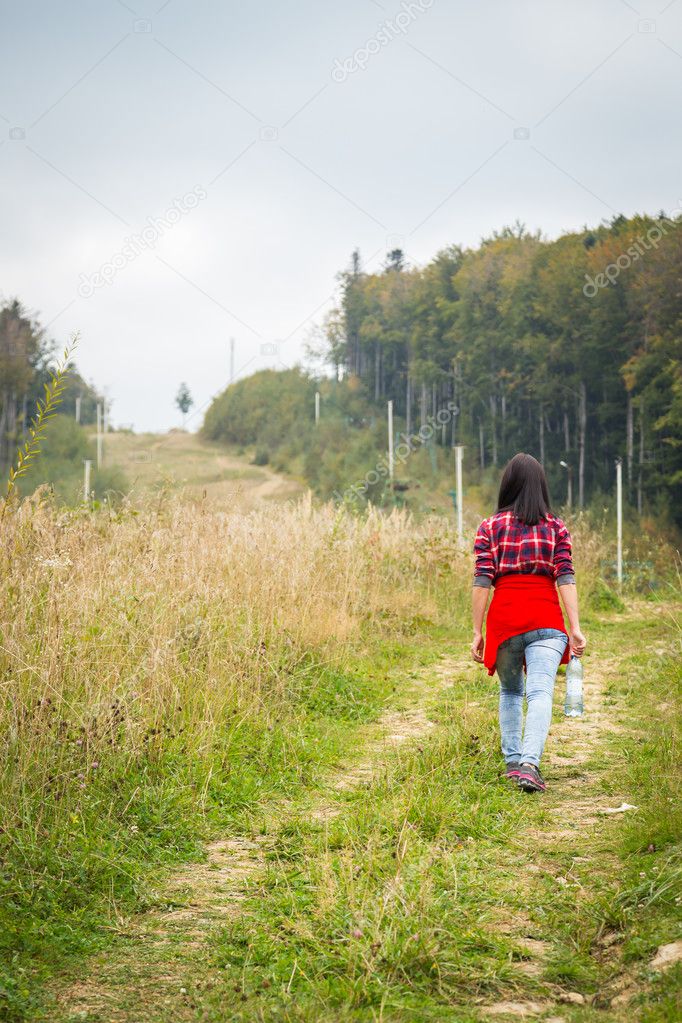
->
[229, 338, 235, 384]
[75, 394, 81, 424]
[455, 445, 464, 545]
[616, 458, 623, 586]
[96, 402, 103, 469]
[83, 459, 92, 503]
[315, 391, 320, 425]
[387, 399, 394, 483]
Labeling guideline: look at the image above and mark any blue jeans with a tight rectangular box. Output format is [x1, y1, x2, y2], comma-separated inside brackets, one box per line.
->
[496, 629, 568, 767]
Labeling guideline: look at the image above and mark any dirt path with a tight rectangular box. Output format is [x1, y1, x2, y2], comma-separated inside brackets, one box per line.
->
[479, 651, 620, 1019]
[50, 656, 464, 1021]
[105, 430, 304, 511]
[48, 608, 678, 1021]
[478, 608, 676, 1021]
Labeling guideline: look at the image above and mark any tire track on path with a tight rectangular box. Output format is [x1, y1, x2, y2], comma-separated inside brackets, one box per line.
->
[50, 654, 466, 1022]
[480, 605, 676, 1020]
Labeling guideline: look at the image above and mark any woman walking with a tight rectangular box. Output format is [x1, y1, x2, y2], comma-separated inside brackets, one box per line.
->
[471, 453, 586, 793]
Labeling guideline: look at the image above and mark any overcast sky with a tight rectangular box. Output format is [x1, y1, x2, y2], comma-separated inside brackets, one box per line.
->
[1, 0, 681, 431]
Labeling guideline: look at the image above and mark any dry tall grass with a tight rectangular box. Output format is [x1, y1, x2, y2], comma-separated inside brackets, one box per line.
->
[2, 487, 675, 1020]
[0, 496, 470, 811]
[0, 496, 645, 801]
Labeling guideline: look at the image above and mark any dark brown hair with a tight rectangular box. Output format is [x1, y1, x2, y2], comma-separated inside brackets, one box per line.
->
[496, 452, 551, 525]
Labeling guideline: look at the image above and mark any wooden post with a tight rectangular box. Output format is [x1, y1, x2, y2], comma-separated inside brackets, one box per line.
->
[83, 459, 92, 503]
[616, 458, 623, 586]
[455, 445, 464, 545]
[75, 394, 81, 423]
[578, 381, 586, 508]
[406, 373, 412, 437]
[387, 400, 394, 483]
[96, 402, 103, 469]
[560, 460, 572, 509]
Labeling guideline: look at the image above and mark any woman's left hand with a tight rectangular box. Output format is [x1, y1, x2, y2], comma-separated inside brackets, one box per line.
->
[471, 630, 484, 663]
[569, 628, 587, 657]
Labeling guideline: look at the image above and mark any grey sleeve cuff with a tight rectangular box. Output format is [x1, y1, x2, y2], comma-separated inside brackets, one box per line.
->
[473, 575, 494, 588]
[557, 573, 576, 586]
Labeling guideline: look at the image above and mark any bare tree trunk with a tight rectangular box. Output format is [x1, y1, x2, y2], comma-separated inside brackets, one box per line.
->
[479, 421, 485, 469]
[539, 406, 545, 465]
[563, 409, 570, 452]
[578, 381, 587, 508]
[626, 392, 634, 495]
[21, 394, 28, 436]
[374, 343, 380, 401]
[420, 383, 427, 428]
[489, 394, 498, 466]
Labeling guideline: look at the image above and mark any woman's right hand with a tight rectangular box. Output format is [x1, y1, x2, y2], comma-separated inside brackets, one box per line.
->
[570, 629, 587, 657]
[471, 630, 484, 663]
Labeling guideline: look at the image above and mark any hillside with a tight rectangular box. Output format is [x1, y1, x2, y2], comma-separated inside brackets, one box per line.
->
[103, 429, 305, 511]
[1, 490, 679, 1022]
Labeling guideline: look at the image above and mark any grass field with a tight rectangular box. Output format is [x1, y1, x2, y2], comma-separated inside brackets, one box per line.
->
[1, 436, 680, 1023]
[103, 430, 304, 511]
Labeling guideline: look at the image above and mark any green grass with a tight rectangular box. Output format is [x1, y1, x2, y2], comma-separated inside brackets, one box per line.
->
[0, 627, 448, 1023]
[6, 590, 681, 1022]
[183, 607, 681, 1023]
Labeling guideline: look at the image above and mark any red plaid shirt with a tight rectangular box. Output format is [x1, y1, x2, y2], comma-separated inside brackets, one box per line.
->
[473, 511, 575, 587]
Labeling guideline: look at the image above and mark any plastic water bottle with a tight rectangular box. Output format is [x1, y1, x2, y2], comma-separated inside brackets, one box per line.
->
[564, 656, 584, 717]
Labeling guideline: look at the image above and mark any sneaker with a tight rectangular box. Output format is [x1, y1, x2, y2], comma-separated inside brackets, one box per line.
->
[504, 761, 522, 782]
[517, 763, 546, 793]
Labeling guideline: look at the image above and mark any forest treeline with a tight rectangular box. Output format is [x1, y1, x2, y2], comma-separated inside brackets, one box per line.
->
[0, 299, 103, 468]
[0, 299, 128, 500]
[327, 214, 681, 516]
[205, 212, 682, 523]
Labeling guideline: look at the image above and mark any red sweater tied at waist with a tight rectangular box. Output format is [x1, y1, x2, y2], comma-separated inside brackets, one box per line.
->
[483, 575, 569, 676]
